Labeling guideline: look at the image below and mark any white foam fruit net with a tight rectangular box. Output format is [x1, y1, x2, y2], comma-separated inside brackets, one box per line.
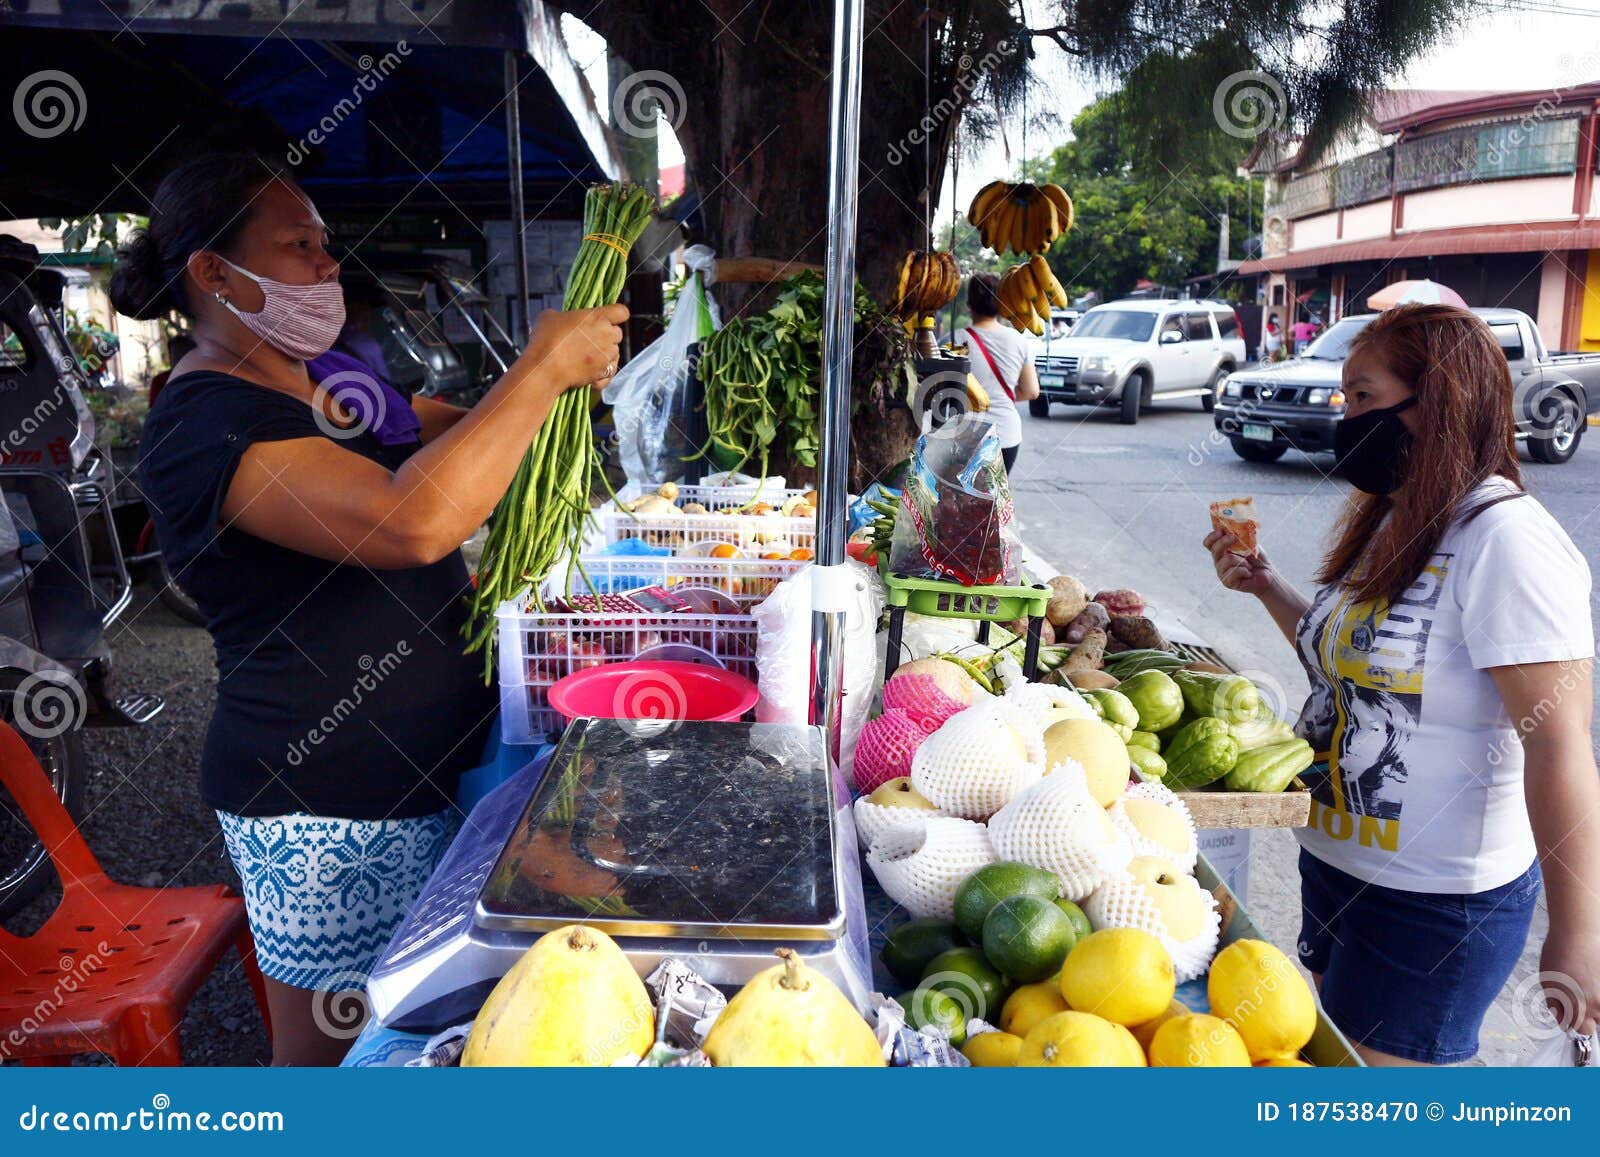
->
[865, 816, 998, 921]
[910, 699, 1045, 821]
[854, 797, 947, 853]
[1085, 860, 1222, 983]
[986, 761, 1134, 902]
[1003, 681, 1097, 729]
[852, 708, 932, 793]
[1107, 781, 1199, 874]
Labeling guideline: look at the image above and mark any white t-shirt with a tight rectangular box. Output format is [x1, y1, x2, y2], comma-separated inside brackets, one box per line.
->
[1293, 477, 1594, 894]
[961, 324, 1031, 449]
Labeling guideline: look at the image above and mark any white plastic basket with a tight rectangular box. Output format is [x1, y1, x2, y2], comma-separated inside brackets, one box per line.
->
[496, 556, 777, 743]
[544, 554, 802, 610]
[599, 507, 816, 555]
[618, 479, 802, 511]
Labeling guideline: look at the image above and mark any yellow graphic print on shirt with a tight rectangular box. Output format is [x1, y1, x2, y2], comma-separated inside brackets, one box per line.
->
[1297, 555, 1452, 852]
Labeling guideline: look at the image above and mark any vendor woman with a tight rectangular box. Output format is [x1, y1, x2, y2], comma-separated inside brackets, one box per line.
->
[111, 153, 626, 1065]
[1205, 304, 1599, 1064]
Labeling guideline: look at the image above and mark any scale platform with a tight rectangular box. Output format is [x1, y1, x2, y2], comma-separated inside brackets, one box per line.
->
[368, 718, 872, 1033]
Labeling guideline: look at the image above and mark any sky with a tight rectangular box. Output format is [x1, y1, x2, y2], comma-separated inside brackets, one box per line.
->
[566, 2, 1600, 216]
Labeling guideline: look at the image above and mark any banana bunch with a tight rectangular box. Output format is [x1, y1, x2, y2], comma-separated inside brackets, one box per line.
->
[967, 181, 1075, 254]
[998, 256, 1069, 336]
[865, 496, 898, 560]
[892, 249, 961, 320]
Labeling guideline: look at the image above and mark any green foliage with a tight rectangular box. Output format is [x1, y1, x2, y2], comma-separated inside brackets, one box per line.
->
[1016, 90, 1257, 301]
[37, 214, 144, 259]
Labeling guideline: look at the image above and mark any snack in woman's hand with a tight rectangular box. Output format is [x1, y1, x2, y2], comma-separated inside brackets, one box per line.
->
[1209, 497, 1259, 556]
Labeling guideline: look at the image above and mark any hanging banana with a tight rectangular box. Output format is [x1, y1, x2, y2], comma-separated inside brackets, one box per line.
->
[998, 258, 1068, 336]
[891, 249, 961, 321]
[966, 181, 1077, 255]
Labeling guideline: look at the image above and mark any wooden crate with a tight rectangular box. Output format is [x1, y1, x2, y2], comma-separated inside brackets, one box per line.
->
[1172, 776, 1312, 829]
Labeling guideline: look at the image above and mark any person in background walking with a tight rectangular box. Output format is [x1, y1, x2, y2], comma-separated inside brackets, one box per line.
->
[960, 273, 1039, 474]
[1260, 312, 1283, 362]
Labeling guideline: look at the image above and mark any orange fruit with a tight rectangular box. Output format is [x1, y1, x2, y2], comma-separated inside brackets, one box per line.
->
[790, 548, 814, 561]
[710, 544, 740, 559]
[761, 552, 785, 560]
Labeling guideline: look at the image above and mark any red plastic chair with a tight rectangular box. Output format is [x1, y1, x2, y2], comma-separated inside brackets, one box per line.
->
[0, 722, 270, 1065]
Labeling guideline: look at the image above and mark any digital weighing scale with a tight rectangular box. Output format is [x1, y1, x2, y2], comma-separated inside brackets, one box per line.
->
[367, 718, 872, 1033]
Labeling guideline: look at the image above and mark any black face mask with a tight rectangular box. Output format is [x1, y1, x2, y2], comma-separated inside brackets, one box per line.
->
[1334, 397, 1417, 495]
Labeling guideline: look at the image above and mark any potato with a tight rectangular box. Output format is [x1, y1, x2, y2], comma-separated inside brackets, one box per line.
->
[1060, 628, 1106, 672]
[1059, 602, 1111, 644]
[1109, 614, 1168, 650]
[1183, 660, 1229, 675]
[1045, 575, 1090, 628]
[1066, 670, 1120, 690]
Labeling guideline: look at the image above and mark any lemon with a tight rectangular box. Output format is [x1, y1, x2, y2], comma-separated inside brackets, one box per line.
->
[1058, 928, 1175, 1027]
[1129, 998, 1190, 1051]
[1208, 939, 1316, 1062]
[1148, 1014, 1251, 1067]
[1256, 1057, 1312, 1067]
[1019, 1011, 1146, 1067]
[961, 1031, 1023, 1067]
[1000, 980, 1069, 1038]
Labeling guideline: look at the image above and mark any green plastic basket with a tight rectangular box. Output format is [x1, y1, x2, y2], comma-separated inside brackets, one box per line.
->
[882, 572, 1049, 622]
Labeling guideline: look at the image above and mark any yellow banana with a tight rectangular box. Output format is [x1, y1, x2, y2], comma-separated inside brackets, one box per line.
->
[969, 181, 1006, 230]
[966, 373, 990, 411]
[1031, 255, 1066, 309]
[1036, 197, 1059, 252]
[1041, 184, 1075, 235]
[894, 252, 915, 314]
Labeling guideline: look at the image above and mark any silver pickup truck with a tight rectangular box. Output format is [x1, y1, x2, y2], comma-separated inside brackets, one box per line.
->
[1213, 307, 1600, 465]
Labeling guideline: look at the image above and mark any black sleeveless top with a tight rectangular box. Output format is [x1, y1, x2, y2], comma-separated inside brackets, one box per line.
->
[140, 371, 495, 819]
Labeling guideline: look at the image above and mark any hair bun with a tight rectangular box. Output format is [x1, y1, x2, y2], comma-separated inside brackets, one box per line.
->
[108, 229, 174, 320]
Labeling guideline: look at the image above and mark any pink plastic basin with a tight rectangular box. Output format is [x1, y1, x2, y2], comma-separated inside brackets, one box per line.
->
[547, 660, 759, 725]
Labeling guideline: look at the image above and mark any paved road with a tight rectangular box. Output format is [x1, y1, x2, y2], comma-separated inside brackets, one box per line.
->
[1012, 397, 1599, 1065]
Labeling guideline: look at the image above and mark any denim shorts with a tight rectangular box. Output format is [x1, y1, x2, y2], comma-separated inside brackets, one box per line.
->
[1297, 849, 1541, 1064]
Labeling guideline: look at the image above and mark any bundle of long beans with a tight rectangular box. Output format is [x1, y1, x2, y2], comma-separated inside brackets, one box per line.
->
[465, 183, 656, 678]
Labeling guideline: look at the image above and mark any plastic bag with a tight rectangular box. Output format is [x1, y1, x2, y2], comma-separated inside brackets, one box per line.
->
[887, 413, 1019, 585]
[1527, 1030, 1597, 1067]
[753, 560, 886, 784]
[604, 245, 720, 487]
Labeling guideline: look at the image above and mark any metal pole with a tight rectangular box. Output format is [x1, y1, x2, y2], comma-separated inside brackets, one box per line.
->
[810, 0, 865, 748]
[505, 50, 531, 345]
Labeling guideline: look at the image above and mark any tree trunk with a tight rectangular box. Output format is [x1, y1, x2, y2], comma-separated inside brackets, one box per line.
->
[573, 1, 959, 483]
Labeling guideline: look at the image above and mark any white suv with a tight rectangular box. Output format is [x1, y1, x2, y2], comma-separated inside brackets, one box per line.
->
[1031, 297, 1247, 425]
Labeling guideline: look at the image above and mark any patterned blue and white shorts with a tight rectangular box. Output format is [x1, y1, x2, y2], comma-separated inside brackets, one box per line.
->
[217, 809, 458, 991]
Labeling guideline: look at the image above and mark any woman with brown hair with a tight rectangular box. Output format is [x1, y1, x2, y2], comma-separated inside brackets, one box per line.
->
[1205, 304, 1598, 1065]
[959, 273, 1040, 473]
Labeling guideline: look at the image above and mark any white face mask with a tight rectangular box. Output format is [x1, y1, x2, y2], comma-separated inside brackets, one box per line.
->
[214, 255, 346, 360]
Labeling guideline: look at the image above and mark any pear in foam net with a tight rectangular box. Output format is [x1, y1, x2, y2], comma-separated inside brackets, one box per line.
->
[1107, 781, 1198, 874]
[852, 708, 934, 792]
[986, 761, 1133, 901]
[1085, 855, 1221, 982]
[910, 699, 1044, 821]
[865, 815, 998, 921]
[853, 777, 944, 851]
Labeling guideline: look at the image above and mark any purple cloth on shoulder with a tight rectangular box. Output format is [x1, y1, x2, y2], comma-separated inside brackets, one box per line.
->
[305, 348, 423, 446]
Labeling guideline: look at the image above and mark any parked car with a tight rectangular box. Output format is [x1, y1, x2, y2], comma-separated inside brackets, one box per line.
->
[1030, 297, 1247, 424]
[1213, 307, 1600, 465]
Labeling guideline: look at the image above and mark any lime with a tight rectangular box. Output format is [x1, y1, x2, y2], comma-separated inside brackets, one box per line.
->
[982, 895, 1077, 983]
[895, 987, 967, 1046]
[1054, 898, 1093, 943]
[953, 861, 1060, 941]
[921, 946, 1009, 1023]
[880, 918, 965, 989]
